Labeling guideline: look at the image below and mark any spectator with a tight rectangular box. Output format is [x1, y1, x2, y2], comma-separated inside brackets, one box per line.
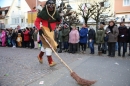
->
[29, 27, 34, 48]
[54, 26, 59, 44]
[96, 24, 105, 55]
[1, 29, 6, 47]
[0, 29, 2, 46]
[88, 27, 95, 54]
[128, 26, 130, 56]
[16, 33, 22, 47]
[106, 20, 119, 57]
[6, 29, 12, 47]
[33, 29, 38, 49]
[57, 26, 63, 53]
[18, 27, 24, 47]
[23, 27, 30, 48]
[79, 23, 88, 53]
[11, 29, 17, 48]
[69, 25, 79, 54]
[118, 22, 128, 57]
[62, 23, 70, 52]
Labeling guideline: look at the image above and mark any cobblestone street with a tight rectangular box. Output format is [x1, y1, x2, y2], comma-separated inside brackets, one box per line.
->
[0, 47, 88, 86]
[0, 47, 130, 86]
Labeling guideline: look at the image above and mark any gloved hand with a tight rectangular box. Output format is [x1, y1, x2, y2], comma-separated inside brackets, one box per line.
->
[39, 29, 44, 36]
[56, 17, 61, 22]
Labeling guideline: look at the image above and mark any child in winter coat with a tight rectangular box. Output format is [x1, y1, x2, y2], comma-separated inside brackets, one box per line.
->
[0, 29, 6, 47]
[69, 26, 79, 53]
[16, 33, 22, 47]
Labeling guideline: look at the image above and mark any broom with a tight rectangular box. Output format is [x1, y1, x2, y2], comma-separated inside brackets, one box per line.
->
[42, 34, 96, 86]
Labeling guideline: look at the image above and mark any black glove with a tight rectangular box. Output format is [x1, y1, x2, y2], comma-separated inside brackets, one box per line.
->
[39, 29, 44, 36]
[56, 17, 61, 22]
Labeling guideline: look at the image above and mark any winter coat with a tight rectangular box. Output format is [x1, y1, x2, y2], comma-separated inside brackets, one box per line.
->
[0, 32, 2, 42]
[11, 31, 17, 40]
[88, 29, 95, 40]
[106, 26, 119, 42]
[29, 30, 34, 40]
[69, 29, 79, 43]
[96, 28, 105, 43]
[118, 26, 128, 42]
[128, 27, 130, 43]
[1, 30, 6, 43]
[23, 30, 29, 41]
[33, 31, 38, 41]
[79, 27, 88, 43]
[62, 27, 70, 42]
[54, 29, 59, 42]
[58, 29, 63, 42]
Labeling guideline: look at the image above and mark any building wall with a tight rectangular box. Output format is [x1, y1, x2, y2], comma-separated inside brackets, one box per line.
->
[114, 0, 130, 23]
[6, 0, 31, 29]
[27, 11, 37, 27]
[115, 0, 130, 13]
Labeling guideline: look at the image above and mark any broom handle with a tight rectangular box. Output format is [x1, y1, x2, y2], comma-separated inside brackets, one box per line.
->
[42, 34, 73, 73]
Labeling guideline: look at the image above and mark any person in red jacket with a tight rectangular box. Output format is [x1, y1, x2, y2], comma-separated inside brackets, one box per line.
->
[35, 0, 61, 67]
[23, 27, 30, 48]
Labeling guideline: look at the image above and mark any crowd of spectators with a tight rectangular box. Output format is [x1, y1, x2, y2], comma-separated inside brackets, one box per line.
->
[0, 21, 130, 58]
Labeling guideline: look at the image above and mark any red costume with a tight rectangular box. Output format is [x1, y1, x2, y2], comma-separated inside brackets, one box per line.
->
[35, 0, 60, 67]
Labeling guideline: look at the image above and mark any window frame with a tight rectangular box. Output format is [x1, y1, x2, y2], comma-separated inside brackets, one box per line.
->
[123, 0, 130, 6]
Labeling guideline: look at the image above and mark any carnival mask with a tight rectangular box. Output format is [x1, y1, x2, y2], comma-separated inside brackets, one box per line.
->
[46, 0, 56, 12]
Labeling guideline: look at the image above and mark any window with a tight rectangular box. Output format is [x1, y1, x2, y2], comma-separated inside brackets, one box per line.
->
[125, 15, 128, 18]
[104, 1, 109, 8]
[123, 0, 130, 6]
[26, 19, 28, 23]
[12, 18, 19, 24]
[12, 18, 15, 24]
[21, 19, 23, 23]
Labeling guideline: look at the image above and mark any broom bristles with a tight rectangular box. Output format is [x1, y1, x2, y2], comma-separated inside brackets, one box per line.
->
[71, 72, 96, 86]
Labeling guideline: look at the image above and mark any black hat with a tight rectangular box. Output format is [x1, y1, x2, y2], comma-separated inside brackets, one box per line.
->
[46, 0, 55, 5]
[100, 22, 105, 25]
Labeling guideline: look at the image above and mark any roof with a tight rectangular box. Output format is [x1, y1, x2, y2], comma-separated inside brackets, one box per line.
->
[0, 6, 10, 19]
[0, 6, 10, 11]
[0, 15, 5, 19]
[25, 0, 46, 10]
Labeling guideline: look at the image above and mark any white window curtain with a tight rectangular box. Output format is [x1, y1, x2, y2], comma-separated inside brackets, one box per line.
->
[123, 0, 130, 6]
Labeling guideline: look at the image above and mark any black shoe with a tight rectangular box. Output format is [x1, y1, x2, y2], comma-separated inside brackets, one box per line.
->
[72, 51, 75, 54]
[103, 51, 106, 54]
[118, 54, 121, 56]
[58, 50, 62, 53]
[107, 55, 111, 56]
[90, 52, 94, 54]
[110, 55, 115, 57]
[122, 55, 125, 57]
[122, 52, 125, 57]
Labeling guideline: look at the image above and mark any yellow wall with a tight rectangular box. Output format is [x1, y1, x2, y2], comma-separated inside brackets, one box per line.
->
[27, 11, 37, 24]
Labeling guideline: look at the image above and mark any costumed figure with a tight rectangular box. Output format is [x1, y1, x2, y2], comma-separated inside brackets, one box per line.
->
[0, 29, 6, 47]
[16, 33, 22, 47]
[35, 0, 61, 67]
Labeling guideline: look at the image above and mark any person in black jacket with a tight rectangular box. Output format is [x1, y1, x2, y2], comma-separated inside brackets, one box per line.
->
[88, 27, 95, 54]
[11, 29, 17, 47]
[118, 22, 128, 57]
[128, 26, 130, 56]
[29, 27, 35, 48]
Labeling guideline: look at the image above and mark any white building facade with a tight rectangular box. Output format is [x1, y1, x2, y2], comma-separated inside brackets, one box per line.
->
[6, 0, 31, 29]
